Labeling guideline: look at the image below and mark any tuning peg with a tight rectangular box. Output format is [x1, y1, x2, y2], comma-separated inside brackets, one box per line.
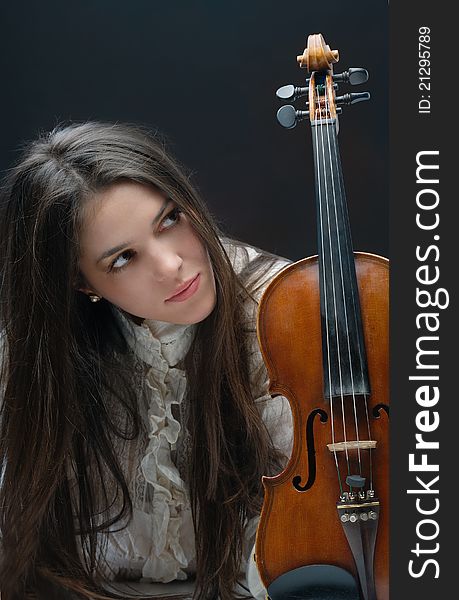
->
[333, 68, 369, 85]
[336, 92, 370, 106]
[276, 84, 309, 101]
[276, 105, 308, 129]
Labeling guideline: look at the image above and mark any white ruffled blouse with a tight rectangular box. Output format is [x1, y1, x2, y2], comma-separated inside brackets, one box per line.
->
[102, 240, 293, 598]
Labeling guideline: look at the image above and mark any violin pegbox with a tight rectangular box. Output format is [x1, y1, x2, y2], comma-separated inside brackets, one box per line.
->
[276, 33, 371, 130]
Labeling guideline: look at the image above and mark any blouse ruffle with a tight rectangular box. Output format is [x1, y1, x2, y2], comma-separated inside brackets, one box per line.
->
[105, 313, 197, 582]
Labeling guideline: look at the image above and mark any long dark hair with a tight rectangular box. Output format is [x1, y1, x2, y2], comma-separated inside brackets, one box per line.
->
[0, 121, 286, 599]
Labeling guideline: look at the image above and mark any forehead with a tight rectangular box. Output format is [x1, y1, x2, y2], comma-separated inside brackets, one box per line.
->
[81, 180, 163, 221]
[78, 180, 166, 254]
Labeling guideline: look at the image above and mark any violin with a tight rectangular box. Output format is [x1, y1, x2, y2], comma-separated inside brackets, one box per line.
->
[254, 34, 389, 600]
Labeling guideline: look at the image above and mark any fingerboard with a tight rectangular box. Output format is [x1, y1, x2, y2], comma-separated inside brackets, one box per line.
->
[311, 120, 370, 398]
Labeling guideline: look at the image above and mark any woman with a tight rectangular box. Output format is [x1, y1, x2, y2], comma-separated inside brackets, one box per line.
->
[0, 121, 292, 599]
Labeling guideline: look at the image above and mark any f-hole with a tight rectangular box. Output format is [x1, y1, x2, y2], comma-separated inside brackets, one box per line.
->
[293, 408, 328, 492]
[373, 403, 389, 419]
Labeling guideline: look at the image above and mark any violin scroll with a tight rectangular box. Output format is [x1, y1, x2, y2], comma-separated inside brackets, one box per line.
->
[297, 33, 339, 72]
[276, 33, 370, 130]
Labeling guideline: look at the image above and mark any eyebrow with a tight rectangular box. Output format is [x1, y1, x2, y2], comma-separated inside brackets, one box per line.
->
[96, 198, 172, 264]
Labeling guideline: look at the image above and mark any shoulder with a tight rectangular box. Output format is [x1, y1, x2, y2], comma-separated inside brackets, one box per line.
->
[218, 238, 294, 459]
[220, 236, 263, 273]
[218, 238, 293, 394]
[220, 236, 292, 300]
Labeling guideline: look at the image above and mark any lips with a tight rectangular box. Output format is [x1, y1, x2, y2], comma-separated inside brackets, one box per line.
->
[166, 274, 199, 301]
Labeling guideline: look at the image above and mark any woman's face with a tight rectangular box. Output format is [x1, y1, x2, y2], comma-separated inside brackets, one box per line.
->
[78, 180, 217, 324]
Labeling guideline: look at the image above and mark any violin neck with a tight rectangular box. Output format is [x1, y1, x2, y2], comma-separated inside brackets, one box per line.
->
[311, 121, 370, 398]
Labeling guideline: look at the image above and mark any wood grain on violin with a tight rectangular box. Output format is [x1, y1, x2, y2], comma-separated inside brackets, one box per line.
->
[255, 34, 389, 600]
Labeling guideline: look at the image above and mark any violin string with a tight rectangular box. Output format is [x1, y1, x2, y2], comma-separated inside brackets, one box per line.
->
[317, 81, 350, 480]
[313, 80, 342, 493]
[325, 103, 363, 479]
[321, 86, 351, 478]
[333, 133, 374, 490]
[363, 394, 374, 491]
[319, 85, 350, 488]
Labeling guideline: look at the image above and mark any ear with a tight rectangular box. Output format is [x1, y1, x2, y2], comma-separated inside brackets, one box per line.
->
[73, 272, 96, 296]
[77, 286, 97, 296]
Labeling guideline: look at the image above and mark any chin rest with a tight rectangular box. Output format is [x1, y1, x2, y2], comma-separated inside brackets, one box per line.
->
[266, 564, 360, 600]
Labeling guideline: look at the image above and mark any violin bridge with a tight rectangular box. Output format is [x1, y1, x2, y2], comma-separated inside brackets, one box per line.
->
[327, 440, 377, 452]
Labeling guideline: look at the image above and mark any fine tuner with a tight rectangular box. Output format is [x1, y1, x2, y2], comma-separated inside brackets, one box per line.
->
[276, 64, 370, 129]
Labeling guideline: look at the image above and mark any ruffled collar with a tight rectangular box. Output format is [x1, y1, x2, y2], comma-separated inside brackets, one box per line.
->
[112, 308, 197, 368]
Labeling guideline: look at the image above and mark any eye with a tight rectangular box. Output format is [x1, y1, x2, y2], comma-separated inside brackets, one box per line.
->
[160, 206, 182, 231]
[109, 250, 134, 273]
[108, 207, 182, 274]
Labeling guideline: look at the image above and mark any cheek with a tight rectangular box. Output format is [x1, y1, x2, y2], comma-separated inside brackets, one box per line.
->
[183, 225, 209, 260]
[197, 241, 215, 277]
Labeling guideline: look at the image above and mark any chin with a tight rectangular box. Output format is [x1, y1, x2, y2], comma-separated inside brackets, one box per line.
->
[180, 294, 216, 325]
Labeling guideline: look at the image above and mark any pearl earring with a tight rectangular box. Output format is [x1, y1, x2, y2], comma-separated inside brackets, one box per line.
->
[89, 295, 101, 303]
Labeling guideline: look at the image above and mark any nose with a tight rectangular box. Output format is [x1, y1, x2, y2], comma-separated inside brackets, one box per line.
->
[147, 241, 183, 282]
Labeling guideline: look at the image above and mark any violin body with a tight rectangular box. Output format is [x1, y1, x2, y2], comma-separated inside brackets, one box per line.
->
[255, 253, 388, 599]
[254, 33, 388, 599]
